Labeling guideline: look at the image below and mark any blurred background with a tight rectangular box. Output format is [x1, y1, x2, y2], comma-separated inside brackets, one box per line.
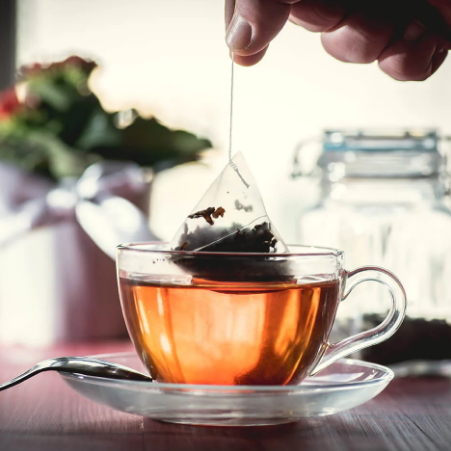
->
[13, 0, 451, 240]
[1, 0, 451, 366]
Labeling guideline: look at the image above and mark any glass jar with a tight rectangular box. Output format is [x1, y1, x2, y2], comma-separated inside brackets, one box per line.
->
[294, 129, 451, 365]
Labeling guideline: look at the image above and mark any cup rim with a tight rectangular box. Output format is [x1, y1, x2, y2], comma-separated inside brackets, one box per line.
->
[117, 242, 344, 258]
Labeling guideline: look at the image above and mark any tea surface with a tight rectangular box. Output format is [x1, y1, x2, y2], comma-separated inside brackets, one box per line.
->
[120, 278, 340, 385]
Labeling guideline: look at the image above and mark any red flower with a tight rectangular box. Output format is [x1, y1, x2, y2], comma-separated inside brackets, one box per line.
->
[19, 62, 44, 77]
[0, 88, 21, 120]
[20, 56, 98, 79]
[62, 56, 98, 75]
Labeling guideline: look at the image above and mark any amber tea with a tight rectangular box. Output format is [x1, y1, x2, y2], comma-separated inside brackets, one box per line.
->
[120, 277, 340, 385]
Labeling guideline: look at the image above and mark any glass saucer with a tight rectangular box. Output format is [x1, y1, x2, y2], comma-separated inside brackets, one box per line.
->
[60, 352, 393, 427]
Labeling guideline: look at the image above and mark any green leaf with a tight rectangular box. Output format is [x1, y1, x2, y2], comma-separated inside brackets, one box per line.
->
[0, 131, 100, 180]
[118, 116, 212, 166]
[74, 108, 122, 151]
[29, 80, 72, 112]
[0, 57, 213, 180]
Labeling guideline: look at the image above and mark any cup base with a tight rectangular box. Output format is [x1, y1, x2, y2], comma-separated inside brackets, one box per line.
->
[160, 418, 296, 427]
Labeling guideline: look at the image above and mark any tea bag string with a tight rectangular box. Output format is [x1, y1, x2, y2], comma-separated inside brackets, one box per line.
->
[228, 53, 249, 188]
[228, 52, 234, 164]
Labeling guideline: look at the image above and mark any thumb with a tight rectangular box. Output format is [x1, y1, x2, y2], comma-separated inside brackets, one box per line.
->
[225, 0, 236, 29]
[225, 0, 291, 54]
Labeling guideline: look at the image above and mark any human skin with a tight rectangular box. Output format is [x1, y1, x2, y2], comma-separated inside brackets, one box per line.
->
[225, 0, 451, 81]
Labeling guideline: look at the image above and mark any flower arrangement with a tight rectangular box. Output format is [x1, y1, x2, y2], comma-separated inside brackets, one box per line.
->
[0, 56, 211, 180]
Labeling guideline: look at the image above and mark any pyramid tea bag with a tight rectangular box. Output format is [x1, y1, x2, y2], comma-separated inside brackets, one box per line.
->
[170, 153, 288, 254]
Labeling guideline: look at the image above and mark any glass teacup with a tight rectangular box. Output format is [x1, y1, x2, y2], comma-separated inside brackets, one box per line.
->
[117, 243, 406, 385]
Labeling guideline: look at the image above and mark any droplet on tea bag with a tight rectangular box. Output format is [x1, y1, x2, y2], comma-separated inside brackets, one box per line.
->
[169, 152, 288, 253]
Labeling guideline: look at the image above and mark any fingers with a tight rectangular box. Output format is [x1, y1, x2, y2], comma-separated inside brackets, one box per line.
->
[290, 1, 397, 64]
[224, 0, 450, 80]
[321, 6, 396, 64]
[427, 0, 451, 27]
[378, 25, 449, 81]
[225, 0, 291, 65]
[289, 0, 346, 33]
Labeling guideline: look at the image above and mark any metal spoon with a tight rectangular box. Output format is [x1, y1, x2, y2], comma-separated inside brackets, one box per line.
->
[0, 356, 153, 391]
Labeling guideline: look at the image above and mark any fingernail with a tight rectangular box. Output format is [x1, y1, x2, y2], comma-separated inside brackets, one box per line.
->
[403, 21, 424, 41]
[226, 12, 252, 50]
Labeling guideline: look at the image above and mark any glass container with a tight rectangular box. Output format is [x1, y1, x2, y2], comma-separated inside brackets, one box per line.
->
[294, 129, 451, 365]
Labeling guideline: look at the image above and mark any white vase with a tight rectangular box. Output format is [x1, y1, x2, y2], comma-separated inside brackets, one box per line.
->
[0, 163, 152, 346]
[0, 162, 52, 215]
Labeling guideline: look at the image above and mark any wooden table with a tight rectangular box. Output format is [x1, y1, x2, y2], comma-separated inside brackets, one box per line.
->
[1, 341, 450, 451]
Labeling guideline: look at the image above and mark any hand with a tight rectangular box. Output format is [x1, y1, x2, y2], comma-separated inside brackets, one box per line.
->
[225, 0, 451, 81]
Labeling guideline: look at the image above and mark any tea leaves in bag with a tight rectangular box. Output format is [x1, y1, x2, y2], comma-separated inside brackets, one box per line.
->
[168, 153, 291, 281]
[170, 152, 288, 254]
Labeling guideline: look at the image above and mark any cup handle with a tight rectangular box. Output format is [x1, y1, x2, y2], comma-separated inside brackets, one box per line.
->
[309, 266, 407, 376]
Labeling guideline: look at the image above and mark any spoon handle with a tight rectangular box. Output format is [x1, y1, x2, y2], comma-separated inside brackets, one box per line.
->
[0, 356, 152, 391]
[0, 365, 45, 391]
